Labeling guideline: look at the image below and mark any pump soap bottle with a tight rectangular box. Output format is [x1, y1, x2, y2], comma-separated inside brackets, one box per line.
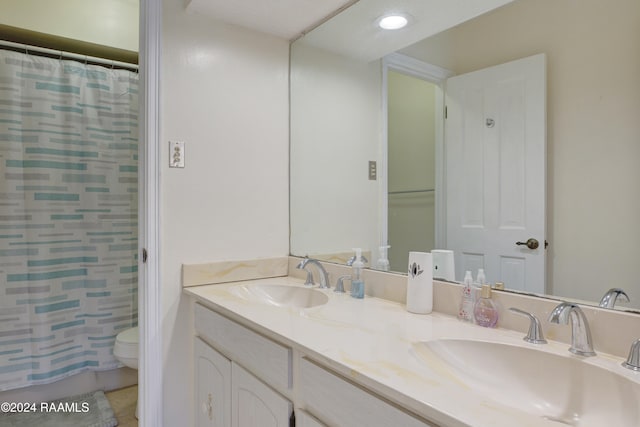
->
[350, 248, 365, 299]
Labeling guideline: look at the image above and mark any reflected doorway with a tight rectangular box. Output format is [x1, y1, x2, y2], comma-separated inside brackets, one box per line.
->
[387, 71, 438, 272]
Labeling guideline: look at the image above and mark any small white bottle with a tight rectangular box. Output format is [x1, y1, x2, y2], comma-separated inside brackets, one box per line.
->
[406, 251, 433, 314]
[377, 245, 391, 271]
[458, 271, 475, 322]
[476, 268, 486, 286]
[350, 248, 365, 299]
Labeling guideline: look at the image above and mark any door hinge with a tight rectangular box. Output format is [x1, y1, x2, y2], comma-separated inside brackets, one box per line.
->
[445, 105, 448, 119]
[289, 410, 295, 427]
[142, 248, 148, 263]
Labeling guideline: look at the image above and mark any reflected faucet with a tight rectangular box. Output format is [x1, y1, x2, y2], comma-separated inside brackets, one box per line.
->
[548, 302, 596, 357]
[296, 258, 330, 289]
[598, 288, 630, 309]
[346, 255, 368, 266]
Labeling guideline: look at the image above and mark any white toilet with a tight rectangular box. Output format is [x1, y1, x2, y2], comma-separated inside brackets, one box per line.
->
[114, 326, 139, 418]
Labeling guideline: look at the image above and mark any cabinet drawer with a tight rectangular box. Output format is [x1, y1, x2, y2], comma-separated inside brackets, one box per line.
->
[299, 357, 437, 427]
[195, 303, 291, 391]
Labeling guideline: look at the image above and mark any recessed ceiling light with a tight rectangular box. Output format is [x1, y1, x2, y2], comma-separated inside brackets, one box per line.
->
[378, 14, 408, 30]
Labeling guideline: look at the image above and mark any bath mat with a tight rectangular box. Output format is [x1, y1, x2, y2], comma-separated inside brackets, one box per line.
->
[0, 390, 118, 427]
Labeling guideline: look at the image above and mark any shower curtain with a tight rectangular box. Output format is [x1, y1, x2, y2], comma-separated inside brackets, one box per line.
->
[0, 49, 138, 390]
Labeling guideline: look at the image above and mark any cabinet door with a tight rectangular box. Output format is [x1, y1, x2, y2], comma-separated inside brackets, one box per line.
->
[232, 362, 292, 427]
[195, 338, 232, 427]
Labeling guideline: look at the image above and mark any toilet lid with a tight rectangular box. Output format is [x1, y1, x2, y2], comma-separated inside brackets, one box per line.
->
[116, 326, 139, 344]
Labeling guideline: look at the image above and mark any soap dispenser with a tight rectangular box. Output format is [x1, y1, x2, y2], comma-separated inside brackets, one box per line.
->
[474, 285, 499, 327]
[350, 248, 365, 299]
[377, 245, 390, 271]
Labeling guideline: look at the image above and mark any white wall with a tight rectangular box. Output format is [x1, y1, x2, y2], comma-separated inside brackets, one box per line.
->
[0, 0, 138, 51]
[290, 43, 381, 260]
[403, 0, 640, 305]
[387, 71, 436, 272]
[161, 0, 290, 424]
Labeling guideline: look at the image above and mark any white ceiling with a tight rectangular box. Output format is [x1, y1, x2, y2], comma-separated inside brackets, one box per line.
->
[298, 0, 516, 62]
[185, 0, 356, 40]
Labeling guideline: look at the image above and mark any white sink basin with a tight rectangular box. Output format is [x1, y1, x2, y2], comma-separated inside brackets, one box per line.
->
[413, 339, 640, 426]
[228, 284, 328, 309]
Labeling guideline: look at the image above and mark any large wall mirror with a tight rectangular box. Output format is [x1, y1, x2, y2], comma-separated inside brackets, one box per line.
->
[290, 0, 640, 311]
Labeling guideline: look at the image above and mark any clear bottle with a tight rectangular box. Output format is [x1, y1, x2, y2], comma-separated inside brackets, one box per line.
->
[474, 284, 499, 327]
[351, 248, 365, 299]
[476, 268, 486, 286]
[377, 245, 390, 271]
[458, 271, 474, 322]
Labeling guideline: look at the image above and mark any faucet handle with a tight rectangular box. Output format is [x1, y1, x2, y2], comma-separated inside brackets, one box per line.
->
[509, 307, 547, 344]
[334, 275, 351, 293]
[622, 339, 640, 371]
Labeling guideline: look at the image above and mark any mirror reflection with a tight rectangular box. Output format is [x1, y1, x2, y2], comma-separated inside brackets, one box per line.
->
[290, 0, 640, 310]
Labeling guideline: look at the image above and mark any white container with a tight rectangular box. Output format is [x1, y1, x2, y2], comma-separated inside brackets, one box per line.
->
[431, 249, 455, 281]
[406, 252, 433, 314]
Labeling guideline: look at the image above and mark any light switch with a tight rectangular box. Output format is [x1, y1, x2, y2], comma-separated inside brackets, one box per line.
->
[169, 141, 185, 168]
[368, 161, 377, 180]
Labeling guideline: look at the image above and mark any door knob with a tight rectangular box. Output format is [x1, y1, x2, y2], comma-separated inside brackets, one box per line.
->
[516, 238, 539, 250]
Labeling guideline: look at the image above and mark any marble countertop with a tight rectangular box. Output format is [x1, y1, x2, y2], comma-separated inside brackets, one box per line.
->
[184, 277, 639, 427]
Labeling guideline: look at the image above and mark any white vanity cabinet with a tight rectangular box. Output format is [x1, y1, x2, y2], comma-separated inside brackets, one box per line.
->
[193, 302, 437, 427]
[195, 303, 293, 427]
[195, 337, 231, 427]
[299, 357, 437, 427]
[232, 362, 292, 427]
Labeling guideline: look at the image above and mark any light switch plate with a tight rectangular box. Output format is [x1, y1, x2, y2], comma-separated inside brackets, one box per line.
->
[368, 160, 377, 180]
[169, 141, 185, 168]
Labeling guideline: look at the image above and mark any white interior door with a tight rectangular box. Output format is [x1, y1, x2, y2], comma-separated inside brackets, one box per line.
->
[445, 54, 546, 293]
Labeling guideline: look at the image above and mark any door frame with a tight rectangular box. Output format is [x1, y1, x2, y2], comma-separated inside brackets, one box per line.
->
[380, 53, 453, 253]
[139, 0, 163, 425]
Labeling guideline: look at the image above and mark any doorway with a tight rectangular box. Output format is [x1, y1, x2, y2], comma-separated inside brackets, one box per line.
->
[381, 54, 451, 272]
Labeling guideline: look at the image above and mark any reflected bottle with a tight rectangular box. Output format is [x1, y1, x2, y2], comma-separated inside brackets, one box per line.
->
[350, 248, 365, 299]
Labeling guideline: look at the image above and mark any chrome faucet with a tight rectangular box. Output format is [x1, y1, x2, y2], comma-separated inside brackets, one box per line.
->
[548, 302, 596, 356]
[622, 339, 640, 371]
[598, 288, 630, 308]
[296, 258, 330, 289]
[509, 308, 547, 344]
[346, 255, 368, 266]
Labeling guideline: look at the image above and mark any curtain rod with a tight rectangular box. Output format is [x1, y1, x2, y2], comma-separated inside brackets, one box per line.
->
[0, 39, 139, 72]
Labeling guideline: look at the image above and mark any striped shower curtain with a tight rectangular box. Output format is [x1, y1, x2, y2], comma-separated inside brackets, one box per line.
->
[0, 49, 138, 390]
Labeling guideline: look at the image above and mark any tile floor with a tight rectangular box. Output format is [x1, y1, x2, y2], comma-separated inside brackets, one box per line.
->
[106, 385, 138, 427]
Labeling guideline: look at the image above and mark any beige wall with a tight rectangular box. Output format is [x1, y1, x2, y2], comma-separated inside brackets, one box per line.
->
[0, 0, 138, 51]
[403, 0, 640, 306]
[387, 71, 437, 271]
[161, 0, 290, 424]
